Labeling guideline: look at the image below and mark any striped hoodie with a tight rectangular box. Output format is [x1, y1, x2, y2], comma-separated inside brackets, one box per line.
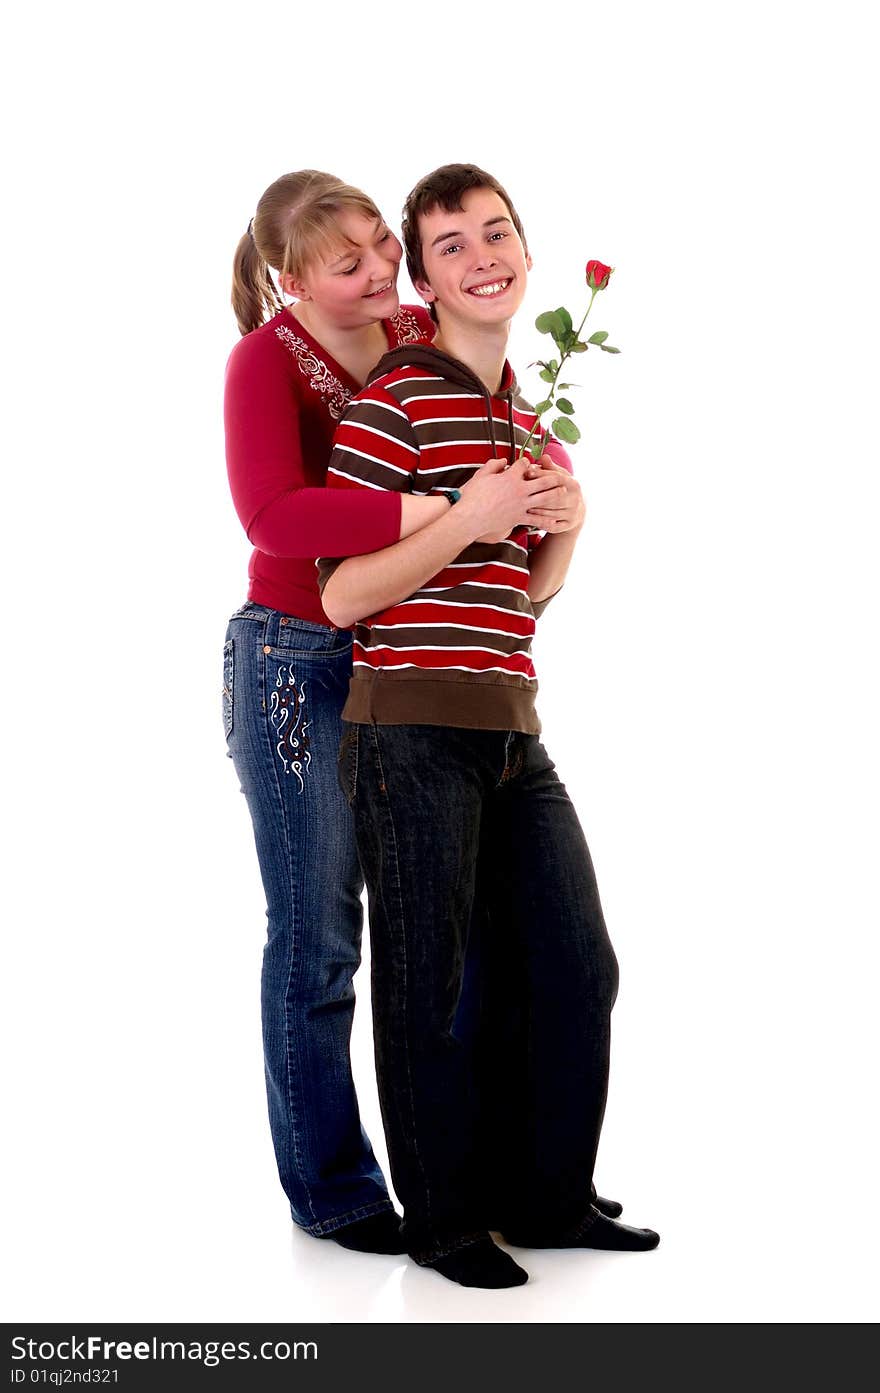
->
[317, 343, 560, 734]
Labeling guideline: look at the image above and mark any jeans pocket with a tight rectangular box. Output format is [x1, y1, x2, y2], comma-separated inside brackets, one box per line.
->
[222, 639, 234, 740]
[337, 725, 359, 806]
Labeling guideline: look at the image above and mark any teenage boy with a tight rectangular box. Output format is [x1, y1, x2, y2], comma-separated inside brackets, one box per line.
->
[318, 165, 658, 1288]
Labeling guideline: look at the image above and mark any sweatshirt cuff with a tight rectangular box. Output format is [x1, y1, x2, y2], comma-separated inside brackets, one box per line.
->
[531, 585, 563, 620]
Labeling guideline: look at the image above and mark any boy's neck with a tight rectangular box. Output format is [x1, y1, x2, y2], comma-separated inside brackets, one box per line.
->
[431, 317, 511, 397]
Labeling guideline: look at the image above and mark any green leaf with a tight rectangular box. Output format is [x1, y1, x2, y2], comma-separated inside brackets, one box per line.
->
[556, 398, 575, 415]
[600, 344, 621, 353]
[556, 307, 573, 335]
[571, 342, 589, 354]
[557, 383, 577, 391]
[552, 417, 581, 444]
[535, 310, 565, 338]
[588, 330, 609, 344]
[539, 368, 554, 383]
[534, 399, 553, 414]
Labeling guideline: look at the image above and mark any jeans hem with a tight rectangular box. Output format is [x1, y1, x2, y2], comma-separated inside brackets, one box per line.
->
[503, 1204, 600, 1248]
[298, 1197, 396, 1237]
[409, 1230, 489, 1265]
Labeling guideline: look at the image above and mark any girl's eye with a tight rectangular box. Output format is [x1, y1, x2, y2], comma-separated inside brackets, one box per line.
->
[340, 263, 360, 276]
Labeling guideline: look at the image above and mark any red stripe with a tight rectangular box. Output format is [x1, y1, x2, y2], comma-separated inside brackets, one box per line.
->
[327, 472, 377, 492]
[354, 643, 536, 677]
[424, 563, 527, 590]
[406, 397, 501, 423]
[370, 602, 534, 636]
[417, 444, 500, 469]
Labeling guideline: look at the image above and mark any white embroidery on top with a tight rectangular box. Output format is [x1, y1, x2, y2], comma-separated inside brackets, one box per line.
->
[275, 325, 352, 421]
[389, 308, 427, 344]
[275, 311, 426, 419]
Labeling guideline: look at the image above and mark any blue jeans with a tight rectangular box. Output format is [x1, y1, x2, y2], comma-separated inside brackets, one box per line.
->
[339, 722, 620, 1262]
[223, 603, 393, 1233]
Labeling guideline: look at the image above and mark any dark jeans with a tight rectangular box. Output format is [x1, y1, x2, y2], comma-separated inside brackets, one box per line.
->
[339, 722, 619, 1261]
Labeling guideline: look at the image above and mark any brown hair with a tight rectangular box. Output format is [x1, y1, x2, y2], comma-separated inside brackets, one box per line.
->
[231, 170, 383, 336]
[401, 163, 529, 323]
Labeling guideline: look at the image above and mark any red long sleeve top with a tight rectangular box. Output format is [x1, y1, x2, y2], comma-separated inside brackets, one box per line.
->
[224, 303, 434, 623]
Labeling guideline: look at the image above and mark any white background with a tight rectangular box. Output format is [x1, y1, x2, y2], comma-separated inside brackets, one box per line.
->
[3, 0, 878, 1324]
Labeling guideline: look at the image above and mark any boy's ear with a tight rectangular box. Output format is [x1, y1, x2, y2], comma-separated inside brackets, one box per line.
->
[526, 251, 533, 271]
[414, 276, 436, 305]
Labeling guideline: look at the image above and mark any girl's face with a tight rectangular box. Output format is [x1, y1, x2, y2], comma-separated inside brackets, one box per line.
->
[286, 210, 403, 326]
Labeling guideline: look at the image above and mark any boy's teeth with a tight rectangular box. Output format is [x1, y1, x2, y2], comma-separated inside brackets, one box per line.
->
[469, 279, 510, 296]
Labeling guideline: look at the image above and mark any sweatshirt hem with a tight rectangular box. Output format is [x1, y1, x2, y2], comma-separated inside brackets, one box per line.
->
[341, 675, 540, 734]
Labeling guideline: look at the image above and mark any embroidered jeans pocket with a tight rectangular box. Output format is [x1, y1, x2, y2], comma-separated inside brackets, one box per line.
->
[222, 639, 234, 740]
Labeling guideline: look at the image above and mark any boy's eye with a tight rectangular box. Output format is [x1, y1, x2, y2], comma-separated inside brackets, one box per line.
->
[488, 231, 507, 242]
[441, 242, 462, 256]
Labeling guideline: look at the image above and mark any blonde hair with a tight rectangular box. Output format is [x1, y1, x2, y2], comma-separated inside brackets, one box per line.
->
[231, 170, 383, 336]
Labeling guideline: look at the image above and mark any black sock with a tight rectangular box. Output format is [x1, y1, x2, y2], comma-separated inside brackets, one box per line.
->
[505, 1209, 659, 1252]
[576, 1212, 659, 1251]
[594, 1193, 624, 1219]
[425, 1237, 528, 1288]
[327, 1212, 406, 1255]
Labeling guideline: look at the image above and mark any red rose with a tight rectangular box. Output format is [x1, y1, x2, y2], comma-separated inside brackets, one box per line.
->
[585, 260, 613, 291]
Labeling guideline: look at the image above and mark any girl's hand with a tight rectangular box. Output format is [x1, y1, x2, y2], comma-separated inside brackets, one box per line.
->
[458, 456, 568, 544]
[521, 455, 585, 534]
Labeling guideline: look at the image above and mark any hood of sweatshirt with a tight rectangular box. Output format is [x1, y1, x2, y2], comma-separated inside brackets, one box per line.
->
[366, 343, 520, 458]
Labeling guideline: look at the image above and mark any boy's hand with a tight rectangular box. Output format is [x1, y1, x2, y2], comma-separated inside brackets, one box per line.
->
[458, 456, 568, 544]
[521, 455, 585, 534]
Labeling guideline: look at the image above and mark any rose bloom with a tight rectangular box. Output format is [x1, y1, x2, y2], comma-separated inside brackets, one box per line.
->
[585, 260, 613, 291]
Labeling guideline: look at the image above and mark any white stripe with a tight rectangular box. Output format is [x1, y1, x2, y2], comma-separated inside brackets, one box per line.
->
[384, 376, 442, 387]
[326, 468, 390, 492]
[340, 421, 419, 454]
[362, 643, 533, 658]
[394, 597, 532, 618]
[330, 447, 411, 477]
[360, 395, 409, 419]
[398, 392, 481, 405]
[417, 461, 484, 476]
[419, 582, 525, 595]
[371, 622, 531, 638]
[353, 659, 537, 680]
[415, 415, 523, 429]
[419, 437, 530, 451]
[445, 560, 529, 575]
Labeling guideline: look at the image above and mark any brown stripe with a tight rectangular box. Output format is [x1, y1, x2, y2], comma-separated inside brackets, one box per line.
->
[452, 540, 530, 567]
[338, 399, 416, 444]
[385, 376, 458, 402]
[362, 625, 532, 656]
[412, 582, 535, 613]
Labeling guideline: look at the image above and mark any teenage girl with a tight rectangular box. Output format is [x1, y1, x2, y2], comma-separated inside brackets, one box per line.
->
[223, 170, 563, 1252]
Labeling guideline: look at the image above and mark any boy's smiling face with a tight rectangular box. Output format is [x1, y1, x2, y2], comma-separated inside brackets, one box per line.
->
[413, 186, 531, 333]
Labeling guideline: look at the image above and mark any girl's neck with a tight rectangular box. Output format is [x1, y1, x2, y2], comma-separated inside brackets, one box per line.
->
[289, 302, 388, 388]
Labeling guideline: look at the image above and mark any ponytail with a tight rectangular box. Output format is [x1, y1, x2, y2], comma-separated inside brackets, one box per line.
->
[231, 226, 282, 337]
